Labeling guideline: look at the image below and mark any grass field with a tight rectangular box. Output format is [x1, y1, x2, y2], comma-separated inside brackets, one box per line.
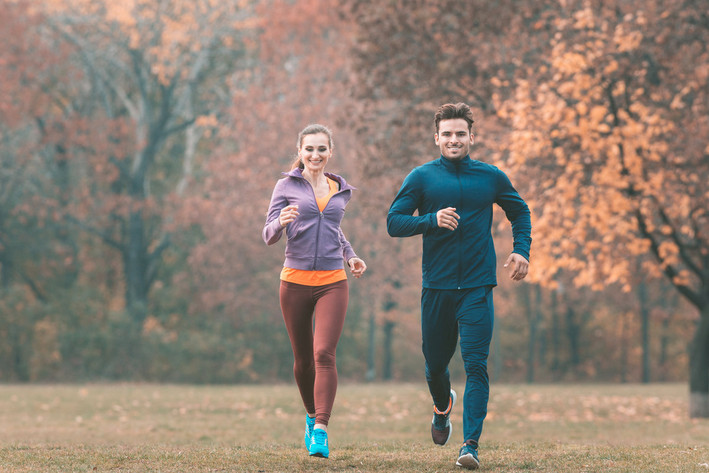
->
[0, 382, 707, 472]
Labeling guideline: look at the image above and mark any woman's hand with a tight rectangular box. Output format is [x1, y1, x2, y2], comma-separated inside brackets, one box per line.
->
[278, 204, 299, 227]
[347, 257, 367, 278]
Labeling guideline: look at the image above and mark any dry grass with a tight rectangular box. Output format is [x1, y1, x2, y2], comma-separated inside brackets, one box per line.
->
[0, 382, 707, 472]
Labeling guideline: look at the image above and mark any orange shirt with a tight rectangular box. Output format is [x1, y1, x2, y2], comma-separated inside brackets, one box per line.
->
[281, 178, 348, 286]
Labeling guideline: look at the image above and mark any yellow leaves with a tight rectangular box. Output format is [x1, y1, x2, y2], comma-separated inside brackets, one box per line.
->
[657, 240, 679, 264]
[670, 85, 693, 110]
[603, 59, 619, 75]
[105, 0, 137, 28]
[195, 115, 218, 127]
[660, 225, 673, 236]
[627, 238, 651, 256]
[553, 51, 590, 76]
[612, 80, 626, 97]
[38, 0, 100, 16]
[39, 0, 259, 86]
[553, 147, 566, 165]
[576, 102, 588, 116]
[672, 270, 693, 287]
[572, 7, 595, 30]
[614, 24, 643, 52]
[589, 106, 607, 123]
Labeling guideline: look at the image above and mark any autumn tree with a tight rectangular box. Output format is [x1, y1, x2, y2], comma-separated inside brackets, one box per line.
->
[499, 0, 709, 416]
[32, 0, 260, 334]
[0, 0, 84, 379]
[179, 0, 377, 380]
[341, 0, 556, 380]
[343, 0, 705, 398]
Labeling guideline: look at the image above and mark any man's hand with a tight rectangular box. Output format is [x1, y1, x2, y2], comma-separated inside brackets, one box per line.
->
[436, 207, 459, 231]
[504, 253, 529, 281]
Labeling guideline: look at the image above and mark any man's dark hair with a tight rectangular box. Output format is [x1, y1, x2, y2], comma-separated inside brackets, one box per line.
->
[434, 103, 475, 133]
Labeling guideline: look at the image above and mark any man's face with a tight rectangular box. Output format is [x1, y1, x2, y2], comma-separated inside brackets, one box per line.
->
[435, 119, 474, 161]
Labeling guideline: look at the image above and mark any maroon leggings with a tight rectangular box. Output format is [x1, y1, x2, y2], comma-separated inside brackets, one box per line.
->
[279, 279, 348, 426]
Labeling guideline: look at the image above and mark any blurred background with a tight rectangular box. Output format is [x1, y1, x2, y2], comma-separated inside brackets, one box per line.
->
[0, 0, 706, 417]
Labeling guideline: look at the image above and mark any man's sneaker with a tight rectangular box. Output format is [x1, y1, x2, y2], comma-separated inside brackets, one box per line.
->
[456, 441, 480, 470]
[431, 389, 457, 445]
[304, 415, 315, 449]
[308, 428, 329, 458]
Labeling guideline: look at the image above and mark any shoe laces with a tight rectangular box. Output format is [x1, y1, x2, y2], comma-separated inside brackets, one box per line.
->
[312, 429, 328, 445]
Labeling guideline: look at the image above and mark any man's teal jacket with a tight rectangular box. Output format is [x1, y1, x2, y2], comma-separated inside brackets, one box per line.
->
[387, 155, 532, 289]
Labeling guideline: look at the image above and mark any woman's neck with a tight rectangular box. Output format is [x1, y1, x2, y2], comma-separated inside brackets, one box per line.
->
[302, 168, 326, 187]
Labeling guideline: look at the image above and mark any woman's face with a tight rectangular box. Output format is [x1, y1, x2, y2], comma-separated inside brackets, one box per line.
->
[299, 133, 331, 173]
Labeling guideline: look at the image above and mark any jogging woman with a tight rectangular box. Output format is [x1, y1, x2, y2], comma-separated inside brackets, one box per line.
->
[263, 124, 366, 459]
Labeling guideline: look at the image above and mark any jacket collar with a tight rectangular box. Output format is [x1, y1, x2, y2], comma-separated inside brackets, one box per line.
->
[438, 154, 472, 170]
[282, 167, 356, 191]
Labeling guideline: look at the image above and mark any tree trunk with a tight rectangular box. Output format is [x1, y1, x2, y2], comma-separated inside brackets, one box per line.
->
[124, 210, 148, 324]
[1, 255, 10, 288]
[382, 320, 395, 380]
[522, 284, 539, 384]
[638, 281, 651, 383]
[550, 288, 561, 380]
[566, 307, 581, 370]
[619, 311, 628, 383]
[365, 311, 376, 381]
[689, 304, 709, 418]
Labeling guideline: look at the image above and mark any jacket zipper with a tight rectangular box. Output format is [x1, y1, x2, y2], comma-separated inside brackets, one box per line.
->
[456, 165, 463, 289]
[302, 174, 348, 271]
[308, 182, 322, 271]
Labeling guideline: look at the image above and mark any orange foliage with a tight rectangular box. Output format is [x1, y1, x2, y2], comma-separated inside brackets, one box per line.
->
[180, 0, 362, 329]
[498, 0, 708, 305]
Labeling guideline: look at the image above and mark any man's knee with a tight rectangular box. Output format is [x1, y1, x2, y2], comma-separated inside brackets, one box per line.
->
[462, 356, 488, 378]
[425, 362, 450, 380]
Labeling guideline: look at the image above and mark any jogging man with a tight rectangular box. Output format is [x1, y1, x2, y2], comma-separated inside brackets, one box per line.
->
[387, 102, 531, 470]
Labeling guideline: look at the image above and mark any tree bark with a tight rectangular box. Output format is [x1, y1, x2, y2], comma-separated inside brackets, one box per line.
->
[566, 307, 582, 370]
[550, 288, 561, 380]
[520, 283, 536, 384]
[365, 311, 376, 381]
[638, 281, 651, 383]
[124, 210, 148, 324]
[689, 304, 709, 418]
[382, 320, 395, 380]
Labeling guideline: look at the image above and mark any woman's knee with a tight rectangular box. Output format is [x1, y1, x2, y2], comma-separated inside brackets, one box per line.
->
[293, 358, 314, 376]
[314, 348, 336, 368]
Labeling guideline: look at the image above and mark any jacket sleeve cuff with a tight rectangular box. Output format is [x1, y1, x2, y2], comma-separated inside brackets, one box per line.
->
[344, 248, 357, 263]
[263, 218, 284, 245]
[428, 212, 438, 230]
[512, 249, 530, 261]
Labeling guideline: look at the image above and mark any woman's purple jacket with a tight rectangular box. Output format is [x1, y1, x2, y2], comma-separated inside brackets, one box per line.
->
[262, 168, 358, 271]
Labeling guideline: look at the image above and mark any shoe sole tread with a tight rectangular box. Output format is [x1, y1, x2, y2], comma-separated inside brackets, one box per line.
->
[456, 454, 479, 470]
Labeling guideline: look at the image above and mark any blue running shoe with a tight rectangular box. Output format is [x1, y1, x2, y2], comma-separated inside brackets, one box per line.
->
[304, 415, 315, 449]
[308, 428, 329, 458]
[431, 389, 457, 446]
[456, 441, 480, 470]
